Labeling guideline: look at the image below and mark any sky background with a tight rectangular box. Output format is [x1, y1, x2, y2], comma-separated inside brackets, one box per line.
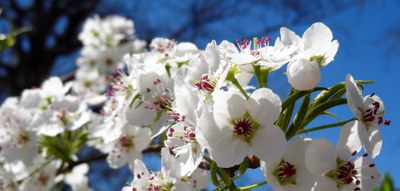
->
[2, 0, 400, 190]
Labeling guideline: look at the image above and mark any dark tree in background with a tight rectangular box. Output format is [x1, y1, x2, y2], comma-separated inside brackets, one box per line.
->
[0, 0, 368, 99]
[0, 0, 102, 96]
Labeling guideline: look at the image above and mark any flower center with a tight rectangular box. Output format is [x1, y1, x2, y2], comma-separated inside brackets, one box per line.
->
[326, 158, 362, 190]
[16, 130, 30, 147]
[273, 160, 297, 185]
[38, 172, 49, 186]
[310, 55, 325, 67]
[56, 109, 69, 126]
[167, 126, 196, 144]
[195, 74, 216, 92]
[119, 136, 134, 149]
[231, 112, 259, 143]
[336, 161, 358, 186]
[362, 95, 389, 127]
[143, 78, 173, 111]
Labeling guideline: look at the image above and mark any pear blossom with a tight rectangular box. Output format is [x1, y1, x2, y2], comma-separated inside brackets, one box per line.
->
[122, 148, 207, 191]
[261, 137, 317, 191]
[164, 77, 206, 176]
[196, 88, 286, 168]
[0, 165, 19, 191]
[106, 123, 151, 171]
[345, 74, 388, 158]
[287, 22, 339, 90]
[35, 96, 90, 137]
[229, 27, 301, 71]
[305, 121, 381, 191]
[20, 159, 59, 191]
[39, 77, 71, 102]
[73, 15, 145, 103]
[63, 164, 93, 191]
[0, 105, 38, 166]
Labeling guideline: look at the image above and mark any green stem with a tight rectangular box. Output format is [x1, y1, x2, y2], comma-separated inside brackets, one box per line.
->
[228, 75, 249, 99]
[150, 111, 163, 130]
[204, 156, 232, 186]
[260, 67, 270, 87]
[252, 64, 263, 88]
[286, 93, 311, 138]
[300, 98, 347, 128]
[281, 87, 326, 110]
[226, 65, 249, 99]
[236, 181, 267, 190]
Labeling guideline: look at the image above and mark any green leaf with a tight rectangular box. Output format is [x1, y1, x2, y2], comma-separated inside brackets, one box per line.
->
[300, 98, 347, 129]
[277, 101, 295, 132]
[286, 94, 310, 138]
[320, 111, 342, 120]
[375, 173, 394, 191]
[0, 36, 15, 51]
[281, 87, 326, 110]
[300, 118, 356, 134]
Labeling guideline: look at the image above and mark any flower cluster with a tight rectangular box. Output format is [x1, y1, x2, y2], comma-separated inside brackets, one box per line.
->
[72, 15, 146, 104]
[0, 15, 389, 191]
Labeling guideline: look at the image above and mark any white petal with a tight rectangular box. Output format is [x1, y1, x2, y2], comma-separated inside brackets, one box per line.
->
[284, 137, 313, 165]
[132, 159, 150, 179]
[368, 127, 382, 158]
[295, 165, 319, 191]
[195, 112, 219, 150]
[280, 27, 302, 46]
[210, 137, 249, 168]
[354, 157, 381, 190]
[174, 77, 199, 122]
[287, 58, 321, 91]
[107, 145, 129, 169]
[345, 74, 364, 118]
[262, 160, 285, 191]
[42, 77, 64, 93]
[205, 40, 220, 72]
[336, 120, 362, 160]
[311, 176, 338, 191]
[125, 102, 155, 127]
[215, 90, 246, 119]
[303, 22, 333, 54]
[305, 138, 336, 175]
[20, 89, 41, 108]
[228, 53, 258, 65]
[248, 88, 282, 126]
[134, 127, 151, 151]
[200, 113, 249, 168]
[161, 148, 181, 179]
[38, 125, 64, 137]
[323, 40, 339, 66]
[251, 125, 286, 163]
[357, 122, 373, 157]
